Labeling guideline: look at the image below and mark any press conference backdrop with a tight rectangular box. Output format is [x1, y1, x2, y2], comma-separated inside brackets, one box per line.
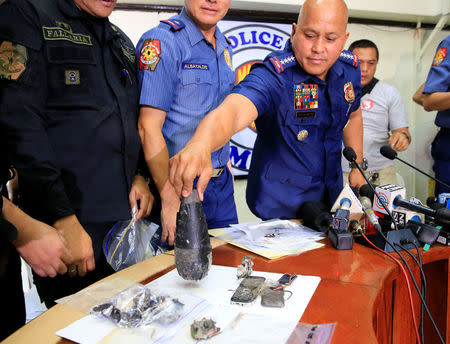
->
[217, 21, 291, 176]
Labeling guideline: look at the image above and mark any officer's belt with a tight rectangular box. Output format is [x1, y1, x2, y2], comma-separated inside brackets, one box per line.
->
[212, 167, 224, 178]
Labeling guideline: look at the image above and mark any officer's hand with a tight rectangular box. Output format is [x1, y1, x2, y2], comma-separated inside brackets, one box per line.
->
[13, 215, 73, 278]
[129, 175, 154, 221]
[169, 142, 213, 201]
[160, 185, 180, 246]
[53, 215, 95, 277]
[349, 168, 366, 189]
[389, 132, 410, 152]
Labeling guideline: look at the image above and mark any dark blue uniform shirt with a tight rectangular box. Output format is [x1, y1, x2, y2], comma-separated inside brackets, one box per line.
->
[233, 42, 361, 219]
[0, 0, 141, 224]
[423, 35, 450, 195]
[423, 35, 450, 129]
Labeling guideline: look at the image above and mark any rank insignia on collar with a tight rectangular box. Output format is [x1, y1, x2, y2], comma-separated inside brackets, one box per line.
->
[294, 84, 318, 110]
[139, 39, 161, 71]
[224, 49, 233, 70]
[433, 47, 447, 66]
[344, 82, 355, 103]
[65, 70, 80, 85]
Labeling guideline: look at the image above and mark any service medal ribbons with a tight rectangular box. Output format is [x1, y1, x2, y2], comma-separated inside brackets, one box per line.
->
[433, 47, 447, 67]
[139, 39, 161, 71]
[344, 82, 355, 103]
[294, 84, 318, 110]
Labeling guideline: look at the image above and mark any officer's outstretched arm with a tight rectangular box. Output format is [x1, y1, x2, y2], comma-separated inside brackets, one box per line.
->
[343, 107, 365, 189]
[169, 94, 258, 200]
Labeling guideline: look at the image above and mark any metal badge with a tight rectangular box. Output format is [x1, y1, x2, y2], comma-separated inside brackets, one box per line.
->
[297, 129, 308, 141]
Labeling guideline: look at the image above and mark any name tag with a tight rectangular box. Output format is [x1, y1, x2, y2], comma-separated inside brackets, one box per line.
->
[295, 111, 316, 118]
[182, 63, 209, 70]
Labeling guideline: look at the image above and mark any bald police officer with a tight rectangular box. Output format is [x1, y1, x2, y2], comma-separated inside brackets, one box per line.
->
[169, 0, 365, 220]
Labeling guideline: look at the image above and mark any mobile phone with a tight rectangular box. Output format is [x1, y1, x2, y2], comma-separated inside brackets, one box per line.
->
[261, 289, 285, 308]
[230, 276, 266, 306]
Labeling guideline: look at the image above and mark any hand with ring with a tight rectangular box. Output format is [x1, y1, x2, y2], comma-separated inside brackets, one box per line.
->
[68, 265, 78, 277]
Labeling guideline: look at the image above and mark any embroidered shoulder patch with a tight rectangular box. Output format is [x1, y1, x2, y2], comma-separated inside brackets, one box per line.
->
[139, 39, 161, 71]
[433, 47, 447, 66]
[0, 41, 27, 81]
[344, 82, 355, 103]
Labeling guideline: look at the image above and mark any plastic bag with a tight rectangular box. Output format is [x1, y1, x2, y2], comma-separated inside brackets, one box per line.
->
[103, 213, 168, 271]
[91, 283, 184, 328]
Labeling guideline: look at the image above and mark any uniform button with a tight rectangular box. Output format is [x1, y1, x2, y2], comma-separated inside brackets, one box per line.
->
[297, 130, 308, 141]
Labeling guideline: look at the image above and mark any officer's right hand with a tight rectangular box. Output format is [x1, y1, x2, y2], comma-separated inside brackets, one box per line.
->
[53, 215, 95, 277]
[169, 141, 213, 201]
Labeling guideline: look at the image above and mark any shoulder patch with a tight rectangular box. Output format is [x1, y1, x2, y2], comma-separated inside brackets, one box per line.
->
[339, 50, 358, 68]
[160, 19, 185, 32]
[269, 54, 296, 74]
[432, 47, 447, 66]
[0, 41, 27, 81]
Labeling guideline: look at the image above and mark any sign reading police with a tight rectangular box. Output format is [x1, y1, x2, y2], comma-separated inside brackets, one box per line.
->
[218, 21, 291, 176]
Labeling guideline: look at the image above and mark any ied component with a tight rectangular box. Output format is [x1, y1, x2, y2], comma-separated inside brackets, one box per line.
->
[175, 191, 212, 280]
[190, 318, 220, 340]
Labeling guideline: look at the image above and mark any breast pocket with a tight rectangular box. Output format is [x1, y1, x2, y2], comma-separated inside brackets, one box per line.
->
[283, 109, 320, 144]
[46, 44, 97, 101]
[180, 69, 213, 110]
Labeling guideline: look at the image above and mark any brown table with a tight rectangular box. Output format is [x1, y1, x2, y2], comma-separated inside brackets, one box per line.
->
[3, 238, 450, 344]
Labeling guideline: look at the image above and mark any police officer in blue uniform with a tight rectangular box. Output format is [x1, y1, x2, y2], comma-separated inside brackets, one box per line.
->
[0, 0, 152, 306]
[137, 0, 237, 244]
[169, 0, 365, 220]
[413, 35, 450, 196]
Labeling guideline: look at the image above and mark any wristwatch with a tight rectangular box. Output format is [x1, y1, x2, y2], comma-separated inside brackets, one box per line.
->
[349, 158, 368, 171]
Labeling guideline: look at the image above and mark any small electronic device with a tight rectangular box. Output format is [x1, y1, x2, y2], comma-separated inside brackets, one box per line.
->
[278, 273, 297, 286]
[230, 276, 266, 306]
[261, 289, 285, 308]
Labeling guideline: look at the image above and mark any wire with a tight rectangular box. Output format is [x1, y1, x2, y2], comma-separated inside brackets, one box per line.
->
[413, 241, 426, 344]
[361, 232, 421, 344]
[393, 243, 426, 343]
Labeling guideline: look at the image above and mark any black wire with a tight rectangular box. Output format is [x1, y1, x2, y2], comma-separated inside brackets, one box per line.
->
[394, 242, 427, 344]
[413, 242, 426, 344]
[352, 162, 444, 343]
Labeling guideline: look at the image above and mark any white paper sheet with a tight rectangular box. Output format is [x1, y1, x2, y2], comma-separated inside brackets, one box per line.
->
[56, 265, 321, 344]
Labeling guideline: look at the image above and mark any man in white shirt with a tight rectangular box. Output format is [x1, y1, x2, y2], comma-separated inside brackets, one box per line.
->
[342, 39, 411, 185]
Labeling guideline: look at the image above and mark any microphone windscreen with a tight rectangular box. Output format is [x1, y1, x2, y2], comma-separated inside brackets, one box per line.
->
[380, 145, 397, 160]
[359, 196, 372, 210]
[359, 184, 376, 201]
[297, 201, 331, 232]
[343, 146, 357, 162]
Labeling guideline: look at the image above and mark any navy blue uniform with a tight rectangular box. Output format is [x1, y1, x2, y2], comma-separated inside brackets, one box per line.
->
[0, 142, 25, 340]
[233, 42, 361, 219]
[0, 0, 141, 306]
[423, 35, 450, 195]
[136, 9, 237, 228]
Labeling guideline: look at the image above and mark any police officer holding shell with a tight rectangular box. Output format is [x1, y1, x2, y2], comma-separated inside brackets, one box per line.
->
[137, 0, 238, 245]
[0, 0, 153, 307]
[169, 0, 365, 220]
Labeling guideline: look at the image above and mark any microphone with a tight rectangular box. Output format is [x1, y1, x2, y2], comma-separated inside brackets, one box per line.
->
[343, 146, 357, 163]
[297, 201, 331, 232]
[360, 196, 381, 231]
[380, 145, 450, 190]
[393, 195, 450, 225]
[332, 197, 351, 232]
